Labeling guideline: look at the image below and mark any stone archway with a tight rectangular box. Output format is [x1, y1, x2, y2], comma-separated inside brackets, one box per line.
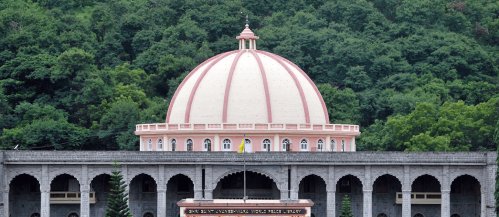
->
[372, 174, 402, 216]
[336, 175, 363, 217]
[9, 174, 41, 217]
[450, 175, 481, 216]
[89, 174, 111, 217]
[166, 174, 194, 217]
[411, 174, 441, 216]
[50, 174, 80, 217]
[130, 174, 157, 217]
[298, 175, 326, 217]
[213, 171, 280, 200]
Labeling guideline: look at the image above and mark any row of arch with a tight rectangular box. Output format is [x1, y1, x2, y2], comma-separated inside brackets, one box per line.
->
[144, 137, 349, 152]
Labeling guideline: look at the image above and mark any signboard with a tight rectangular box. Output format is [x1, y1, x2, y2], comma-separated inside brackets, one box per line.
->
[185, 208, 306, 215]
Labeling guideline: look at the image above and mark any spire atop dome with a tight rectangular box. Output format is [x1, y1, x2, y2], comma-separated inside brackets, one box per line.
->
[236, 16, 259, 50]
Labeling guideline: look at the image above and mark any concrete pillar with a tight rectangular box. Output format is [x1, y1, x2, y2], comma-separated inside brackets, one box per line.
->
[3, 189, 8, 217]
[274, 134, 280, 151]
[157, 188, 166, 217]
[290, 166, 298, 200]
[480, 186, 486, 217]
[80, 186, 90, 217]
[402, 166, 411, 217]
[194, 166, 203, 199]
[326, 190, 335, 217]
[280, 166, 288, 199]
[441, 190, 450, 217]
[41, 165, 50, 217]
[205, 166, 213, 200]
[363, 190, 372, 217]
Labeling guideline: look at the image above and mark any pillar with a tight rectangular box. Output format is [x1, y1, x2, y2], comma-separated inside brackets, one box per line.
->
[441, 166, 450, 217]
[41, 165, 50, 217]
[274, 134, 280, 151]
[363, 166, 372, 217]
[3, 189, 8, 217]
[402, 166, 411, 217]
[157, 165, 166, 217]
[80, 165, 89, 217]
[481, 186, 486, 217]
[290, 166, 298, 200]
[280, 166, 288, 199]
[204, 166, 213, 199]
[194, 166, 203, 199]
[327, 166, 335, 217]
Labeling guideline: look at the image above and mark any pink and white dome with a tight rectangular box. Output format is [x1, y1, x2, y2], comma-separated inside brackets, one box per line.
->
[166, 25, 329, 125]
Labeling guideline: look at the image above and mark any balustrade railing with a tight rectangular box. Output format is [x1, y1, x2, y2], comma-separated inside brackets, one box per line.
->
[136, 123, 359, 133]
[50, 191, 96, 204]
[395, 192, 441, 204]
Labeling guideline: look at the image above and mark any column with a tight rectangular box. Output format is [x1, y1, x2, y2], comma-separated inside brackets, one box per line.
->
[157, 188, 166, 217]
[204, 166, 213, 200]
[80, 185, 90, 217]
[290, 166, 298, 200]
[3, 189, 8, 217]
[80, 165, 89, 217]
[194, 166, 203, 199]
[157, 165, 166, 217]
[214, 134, 220, 151]
[363, 166, 372, 217]
[41, 165, 50, 217]
[441, 190, 450, 217]
[325, 136, 331, 152]
[280, 166, 288, 199]
[480, 186, 486, 217]
[274, 134, 280, 151]
[402, 166, 411, 217]
[327, 166, 336, 217]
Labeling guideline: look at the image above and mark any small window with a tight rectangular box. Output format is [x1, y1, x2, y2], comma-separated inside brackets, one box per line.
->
[300, 139, 308, 151]
[147, 139, 152, 151]
[317, 139, 324, 151]
[186, 139, 193, 151]
[330, 139, 336, 151]
[171, 139, 176, 151]
[204, 139, 211, 151]
[282, 139, 290, 152]
[222, 139, 231, 151]
[68, 213, 79, 217]
[157, 139, 163, 150]
[262, 139, 271, 152]
[341, 139, 345, 152]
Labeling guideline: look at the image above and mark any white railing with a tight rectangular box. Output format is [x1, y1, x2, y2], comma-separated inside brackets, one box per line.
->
[136, 123, 359, 133]
[395, 192, 441, 204]
[50, 192, 96, 204]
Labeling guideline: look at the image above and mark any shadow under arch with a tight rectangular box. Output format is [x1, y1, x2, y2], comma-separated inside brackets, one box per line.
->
[213, 170, 280, 200]
[450, 174, 481, 216]
[411, 174, 441, 216]
[298, 174, 326, 217]
[89, 173, 112, 217]
[9, 174, 41, 217]
[130, 173, 157, 217]
[50, 174, 81, 217]
[336, 174, 363, 217]
[214, 168, 280, 191]
[166, 174, 194, 217]
[372, 174, 402, 216]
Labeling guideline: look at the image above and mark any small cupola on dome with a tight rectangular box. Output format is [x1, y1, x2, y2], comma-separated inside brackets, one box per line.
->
[236, 16, 259, 50]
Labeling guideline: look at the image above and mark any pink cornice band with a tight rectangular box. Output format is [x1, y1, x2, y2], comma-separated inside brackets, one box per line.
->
[184, 51, 237, 123]
[250, 50, 273, 123]
[258, 50, 311, 124]
[222, 50, 244, 123]
[166, 53, 224, 123]
[280, 58, 330, 124]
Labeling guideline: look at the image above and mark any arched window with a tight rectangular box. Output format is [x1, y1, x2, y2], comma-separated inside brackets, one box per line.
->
[341, 139, 346, 152]
[157, 139, 163, 150]
[171, 139, 176, 151]
[282, 139, 290, 152]
[300, 139, 308, 151]
[262, 139, 271, 152]
[68, 213, 79, 217]
[186, 139, 193, 151]
[330, 139, 336, 151]
[244, 139, 251, 152]
[317, 139, 324, 151]
[143, 212, 154, 217]
[147, 139, 152, 151]
[413, 214, 424, 217]
[204, 139, 211, 152]
[450, 215, 460, 217]
[377, 214, 388, 217]
[222, 139, 231, 151]
[31, 213, 40, 217]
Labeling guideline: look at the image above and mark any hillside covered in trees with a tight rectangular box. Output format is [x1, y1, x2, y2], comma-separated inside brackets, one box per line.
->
[0, 0, 497, 151]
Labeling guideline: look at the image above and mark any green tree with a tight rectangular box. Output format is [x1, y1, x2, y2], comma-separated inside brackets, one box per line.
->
[105, 164, 132, 217]
[339, 195, 353, 217]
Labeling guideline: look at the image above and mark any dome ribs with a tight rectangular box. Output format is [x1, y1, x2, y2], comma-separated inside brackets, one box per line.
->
[222, 50, 245, 123]
[258, 50, 311, 124]
[279, 57, 330, 124]
[184, 51, 237, 123]
[166, 52, 227, 123]
[250, 50, 273, 123]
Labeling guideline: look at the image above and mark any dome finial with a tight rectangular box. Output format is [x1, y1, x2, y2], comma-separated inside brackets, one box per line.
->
[236, 14, 259, 50]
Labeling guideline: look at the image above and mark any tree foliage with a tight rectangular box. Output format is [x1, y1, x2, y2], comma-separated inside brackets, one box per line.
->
[0, 0, 497, 151]
[105, 164, 132, 217]
[339, 195, 354, 217]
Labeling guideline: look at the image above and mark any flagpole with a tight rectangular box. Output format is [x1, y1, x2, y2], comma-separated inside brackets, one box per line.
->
[243, 134, 247, 201]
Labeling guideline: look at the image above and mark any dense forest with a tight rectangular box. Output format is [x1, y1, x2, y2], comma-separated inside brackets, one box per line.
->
[0, 0, 497, 151]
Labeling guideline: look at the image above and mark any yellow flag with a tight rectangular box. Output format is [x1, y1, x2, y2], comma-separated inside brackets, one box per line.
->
[238, 139, 245, 153]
